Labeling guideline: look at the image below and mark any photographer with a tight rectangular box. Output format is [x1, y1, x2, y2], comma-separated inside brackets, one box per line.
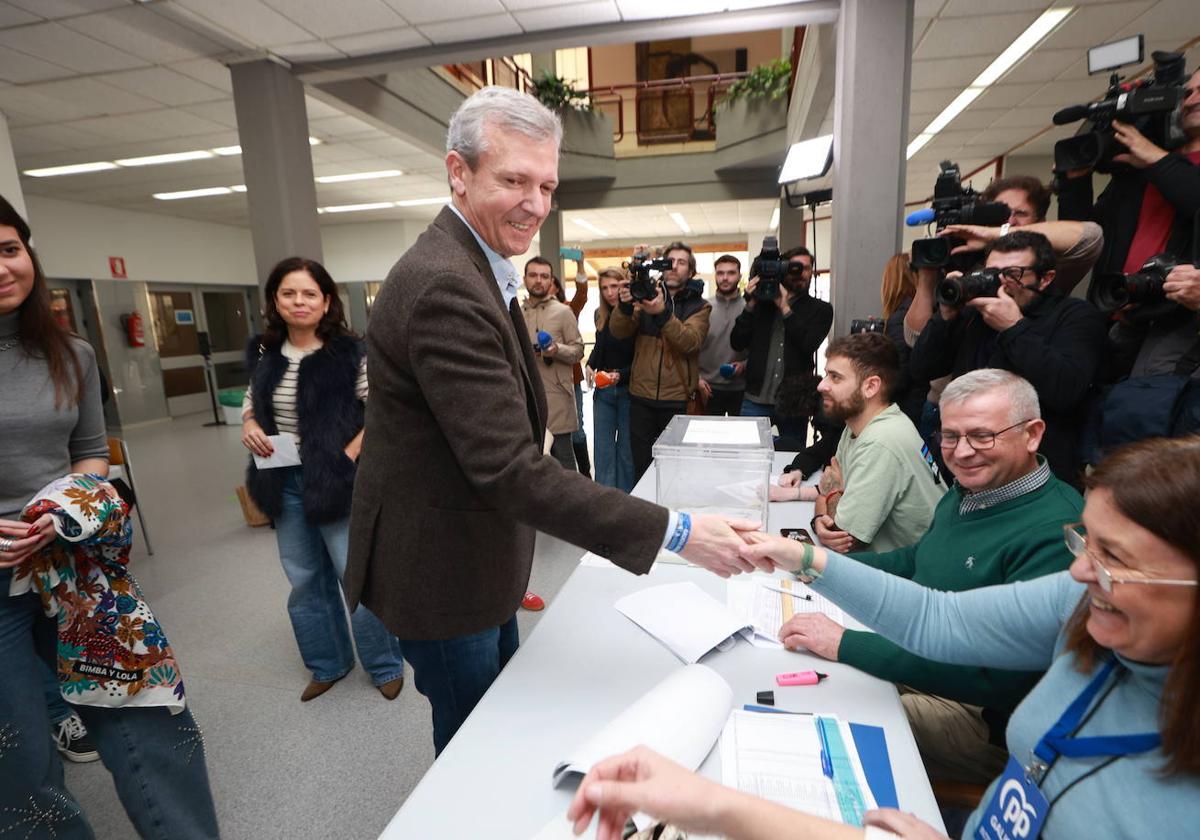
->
[730, 245, 832, 448]
[909, 230, 1107, 484]
[610, 241, 711, 480]
[1057, 66, 1200, 284]
[928, 177, 1104, 297]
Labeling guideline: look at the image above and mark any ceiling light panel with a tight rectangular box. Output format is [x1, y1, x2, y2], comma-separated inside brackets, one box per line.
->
[116, 150, 214, 167]
[318, 202, 396, 214]
[315, 169, 403, 184]
[153, 186, 233, 200]
[24, 161, 120, 177]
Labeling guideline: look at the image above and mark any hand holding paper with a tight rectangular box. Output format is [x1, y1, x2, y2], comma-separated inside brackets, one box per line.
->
[252, 434, 302, 469]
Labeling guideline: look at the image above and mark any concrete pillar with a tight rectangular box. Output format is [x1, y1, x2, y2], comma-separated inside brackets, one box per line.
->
[539, 207, 563, 278]
[0, 111, 27, 218]
[230, 59, 323, 286]
[830, 0, 913, 333]
[778, 199, 805, 251]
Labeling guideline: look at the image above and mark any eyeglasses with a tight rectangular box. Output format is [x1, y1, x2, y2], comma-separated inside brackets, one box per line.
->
[1063, 524, 1199, 593]
[996, 266, 1038, 284]
[934, 419, 1031, 451]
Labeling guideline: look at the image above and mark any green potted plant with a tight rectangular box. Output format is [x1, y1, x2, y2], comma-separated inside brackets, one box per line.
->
[530, 71, 592, 113]
[716, 58, 790, 151]
[721, 58, 792, 106]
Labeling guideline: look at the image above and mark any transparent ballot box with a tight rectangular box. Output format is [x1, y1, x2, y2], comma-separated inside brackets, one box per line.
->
[652, 415, 773, 530]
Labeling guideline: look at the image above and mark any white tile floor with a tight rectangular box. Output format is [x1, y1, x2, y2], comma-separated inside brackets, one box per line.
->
[64, 416, 586, 839]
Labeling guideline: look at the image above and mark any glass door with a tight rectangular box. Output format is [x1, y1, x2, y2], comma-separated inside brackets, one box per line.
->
[147, 285, 256, 418]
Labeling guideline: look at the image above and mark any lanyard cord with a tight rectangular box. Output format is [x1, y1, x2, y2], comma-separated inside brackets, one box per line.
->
[1037, 667, 1128, 827]
[1041, 755, 1122, 828]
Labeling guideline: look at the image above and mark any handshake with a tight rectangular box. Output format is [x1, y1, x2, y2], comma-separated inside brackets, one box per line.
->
[676, 514, 824, 580]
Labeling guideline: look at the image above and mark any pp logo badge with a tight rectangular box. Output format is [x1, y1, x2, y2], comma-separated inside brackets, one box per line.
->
[999, 779, 1037, 837]
[975, 757, 1047, 840]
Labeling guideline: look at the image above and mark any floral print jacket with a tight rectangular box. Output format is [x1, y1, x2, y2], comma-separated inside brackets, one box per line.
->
[8, 474, 185, 713]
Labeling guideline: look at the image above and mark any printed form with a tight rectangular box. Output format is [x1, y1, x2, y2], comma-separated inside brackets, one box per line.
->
[726, 578, 846, 649]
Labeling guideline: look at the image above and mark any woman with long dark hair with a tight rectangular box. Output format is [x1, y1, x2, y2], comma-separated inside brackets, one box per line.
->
[571, 435, 1200, 839]
[586, 267, 635, 492]
[0, 195, 219, 837]
[241, 257, 404, 702]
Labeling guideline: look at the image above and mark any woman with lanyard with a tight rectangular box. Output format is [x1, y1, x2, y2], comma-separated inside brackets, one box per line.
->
[0, 195, 219, 837]
[241, 257, 404, 702]
[566, 434, 1199, 839]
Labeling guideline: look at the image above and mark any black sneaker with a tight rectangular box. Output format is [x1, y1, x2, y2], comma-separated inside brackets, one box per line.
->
[55, 712, 99, 763]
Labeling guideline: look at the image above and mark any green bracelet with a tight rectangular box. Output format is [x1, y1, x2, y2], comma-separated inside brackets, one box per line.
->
[793, 541, 821, 582]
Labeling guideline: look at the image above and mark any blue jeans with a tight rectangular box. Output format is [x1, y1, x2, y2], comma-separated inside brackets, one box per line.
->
[400, 616, 519, 755]
[592, 385, 635, 492]
[0, 568, 220, 839]
[274, 467, 404, 685]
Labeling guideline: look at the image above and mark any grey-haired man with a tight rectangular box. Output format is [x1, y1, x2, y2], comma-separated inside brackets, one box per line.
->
[344, 87, 762, 754]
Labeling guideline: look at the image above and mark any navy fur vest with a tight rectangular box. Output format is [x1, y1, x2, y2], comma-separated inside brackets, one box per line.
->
[244, 334, 364, 524]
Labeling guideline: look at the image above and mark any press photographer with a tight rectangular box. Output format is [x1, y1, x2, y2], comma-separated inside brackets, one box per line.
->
[729, 239, 832, 448]
[611, 241, 711, 479]
[1056, 53, 1199, 288]
[909, 230, 1107, 484]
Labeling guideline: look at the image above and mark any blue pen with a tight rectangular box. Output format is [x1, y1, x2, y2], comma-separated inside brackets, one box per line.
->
[817, 717, 834, 779]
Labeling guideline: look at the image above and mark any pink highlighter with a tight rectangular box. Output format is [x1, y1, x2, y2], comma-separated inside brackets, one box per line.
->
[776, 670, 828, 686]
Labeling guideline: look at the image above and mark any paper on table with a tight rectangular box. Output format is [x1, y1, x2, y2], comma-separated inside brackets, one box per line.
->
[726, 578, 845, 649]
[720, 709, 841, 821]
[616, 582, 750, 664]
[251, 434, 302, 469]
[681, 419, 760, 445]
[553, 664, 733, 792]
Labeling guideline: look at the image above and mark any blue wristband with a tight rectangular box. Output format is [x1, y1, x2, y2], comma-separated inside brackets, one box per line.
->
[667, 511, 692, 553]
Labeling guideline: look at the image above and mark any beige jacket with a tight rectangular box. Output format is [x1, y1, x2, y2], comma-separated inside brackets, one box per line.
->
[522, 295, 584, 434]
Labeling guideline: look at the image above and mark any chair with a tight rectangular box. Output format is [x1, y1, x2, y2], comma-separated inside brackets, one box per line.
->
[107, 436, 154, 556]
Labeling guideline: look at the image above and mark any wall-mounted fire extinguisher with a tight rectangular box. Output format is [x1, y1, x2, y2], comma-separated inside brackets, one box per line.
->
[120, 310, 145, 348]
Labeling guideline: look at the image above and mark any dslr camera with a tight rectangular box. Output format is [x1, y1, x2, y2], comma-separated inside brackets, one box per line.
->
[1090, 254, 1177, 312]
[908, 161, 1010, 271]
[850, 317, 885, 335]
[750, 235, 789, 302]
[1053, 48, 1186, 175]
[624, 252, 673, 302]
[935, 267, 1003, 308]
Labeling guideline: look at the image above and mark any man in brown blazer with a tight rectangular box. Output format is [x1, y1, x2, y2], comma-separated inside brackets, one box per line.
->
[344, 86, 761, 755]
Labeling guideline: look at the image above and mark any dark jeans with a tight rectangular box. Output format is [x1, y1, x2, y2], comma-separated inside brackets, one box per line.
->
[704, 387, 745, 417]
[630, 397, 686, 481]
[0, 569, 220, 840]
[549, 432, 577, 471]
[400, 615, 520, 755]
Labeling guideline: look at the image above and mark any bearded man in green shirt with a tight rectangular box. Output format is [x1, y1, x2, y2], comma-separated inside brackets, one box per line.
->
[779, 368, 1081, 785]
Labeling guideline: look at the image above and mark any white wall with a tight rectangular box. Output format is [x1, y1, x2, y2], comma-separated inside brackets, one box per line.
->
[25, 196, 257, 285]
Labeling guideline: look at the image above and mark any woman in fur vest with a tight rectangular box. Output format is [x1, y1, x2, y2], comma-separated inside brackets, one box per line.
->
[241, 257, 404, 702]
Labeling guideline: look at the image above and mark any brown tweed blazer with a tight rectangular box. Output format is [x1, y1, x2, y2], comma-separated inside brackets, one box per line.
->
[344, 207, 668, 640]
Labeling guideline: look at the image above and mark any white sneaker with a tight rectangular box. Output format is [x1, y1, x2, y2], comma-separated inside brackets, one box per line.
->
[55, 712, 100, 763]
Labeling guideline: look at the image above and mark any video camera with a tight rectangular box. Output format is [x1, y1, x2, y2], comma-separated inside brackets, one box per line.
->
[624, 252, 673, 302]
[750, 235, 789, 302]
[907, 161, 1010, 270]
[850, 318, 885, 335]
[1053, 47, 1187, 175]
[936, 267, 1003, 308]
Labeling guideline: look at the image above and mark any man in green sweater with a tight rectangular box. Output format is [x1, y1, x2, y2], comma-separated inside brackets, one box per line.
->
[779, 368, 1081, 784]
